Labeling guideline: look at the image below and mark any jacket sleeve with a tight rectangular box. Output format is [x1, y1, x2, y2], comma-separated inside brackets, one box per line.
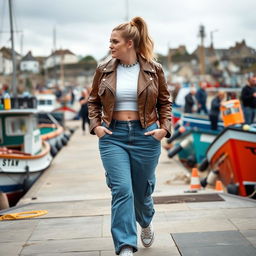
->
[156, 65, 172, 138]
[88, 67, 103, 135]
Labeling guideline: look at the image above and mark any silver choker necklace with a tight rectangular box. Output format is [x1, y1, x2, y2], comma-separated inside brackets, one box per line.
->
[119, 60, 138, 68]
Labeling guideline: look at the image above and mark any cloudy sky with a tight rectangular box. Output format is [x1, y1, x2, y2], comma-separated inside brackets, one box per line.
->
[0, 0, 255, 60]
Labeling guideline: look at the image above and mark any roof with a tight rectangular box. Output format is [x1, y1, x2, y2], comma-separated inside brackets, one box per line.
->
[21, 51, 37, 61]
[49, 49, 75, 57]
[0, 47, 20, 59]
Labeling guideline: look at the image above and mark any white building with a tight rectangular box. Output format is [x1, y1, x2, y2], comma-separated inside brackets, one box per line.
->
[20, 51, 40, 73]
[0, 47, 14, 75]
[44, 49, 78, 69]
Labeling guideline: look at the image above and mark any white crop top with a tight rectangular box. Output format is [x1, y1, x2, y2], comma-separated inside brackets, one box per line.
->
[114, 63, 140, 111]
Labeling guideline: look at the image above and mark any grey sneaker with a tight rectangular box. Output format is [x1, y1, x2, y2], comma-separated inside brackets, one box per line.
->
[140, 223, 154, 247]
[119, 246, 133, 256]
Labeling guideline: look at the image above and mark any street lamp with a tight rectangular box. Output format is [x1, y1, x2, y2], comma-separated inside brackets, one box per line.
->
[210, 29, 218, 48]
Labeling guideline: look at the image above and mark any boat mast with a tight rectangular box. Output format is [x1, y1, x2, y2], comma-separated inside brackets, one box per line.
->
[8, 0, 17, 96]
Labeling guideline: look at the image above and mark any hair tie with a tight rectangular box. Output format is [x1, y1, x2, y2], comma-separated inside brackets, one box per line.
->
[130, 21, 135, 27]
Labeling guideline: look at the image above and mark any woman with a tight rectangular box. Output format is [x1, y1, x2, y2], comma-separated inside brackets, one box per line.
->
[88, 17, 172, 255]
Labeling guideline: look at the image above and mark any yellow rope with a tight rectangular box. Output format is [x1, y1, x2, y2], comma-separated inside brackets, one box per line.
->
[0, 210, 48, 221]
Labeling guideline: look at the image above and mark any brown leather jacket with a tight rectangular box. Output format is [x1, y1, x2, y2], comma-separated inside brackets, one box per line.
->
[88, 55, 172, 137]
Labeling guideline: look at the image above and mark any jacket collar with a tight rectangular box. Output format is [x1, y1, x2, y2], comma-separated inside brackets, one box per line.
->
[102, 55, 156, 74]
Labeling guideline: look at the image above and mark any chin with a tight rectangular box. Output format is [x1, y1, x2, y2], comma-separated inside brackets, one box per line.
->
[111, 53, 118, 59]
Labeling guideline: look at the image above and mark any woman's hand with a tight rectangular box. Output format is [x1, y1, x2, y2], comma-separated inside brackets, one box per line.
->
[94, 126, 112, 138]
[144, 128, 167, 141]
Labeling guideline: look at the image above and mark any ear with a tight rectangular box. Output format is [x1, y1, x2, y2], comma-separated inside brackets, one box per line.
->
[127, 40, 134, 49]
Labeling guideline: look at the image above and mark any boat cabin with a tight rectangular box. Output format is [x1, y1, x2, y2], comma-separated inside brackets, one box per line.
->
[0, 99, 42, 156]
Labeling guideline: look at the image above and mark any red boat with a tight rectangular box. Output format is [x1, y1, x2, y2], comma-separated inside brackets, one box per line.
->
[204, 99, 256, 197]
[206, 126, 256, 196]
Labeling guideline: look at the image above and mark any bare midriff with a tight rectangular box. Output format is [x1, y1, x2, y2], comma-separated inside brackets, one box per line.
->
[112, 111, 140, 121]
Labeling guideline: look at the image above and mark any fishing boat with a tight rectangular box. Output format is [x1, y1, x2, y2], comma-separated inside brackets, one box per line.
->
[205, 125, 256, 197]
[203, 99, 256, 197]
[166, 112, 223, 168]
[53, 105, 77, 121]
[0, 99, 52, 206]
[182, 113, 224, 131]
[39, 122, 69, 156]
[36, 92, 60, 113]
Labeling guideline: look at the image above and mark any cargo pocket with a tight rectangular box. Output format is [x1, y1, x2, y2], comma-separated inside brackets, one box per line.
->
[105, 172, 112, 189]
[145, 179, 155, 197]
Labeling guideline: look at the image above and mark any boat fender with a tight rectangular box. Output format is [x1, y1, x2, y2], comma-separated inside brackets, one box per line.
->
[207, 170, 219, 185]
[69, 127, 76, 134]
[167, 137, 191, 158]
[64, 132, 71, 140]
[198, 158, 209, 172]
[200, 177, 208, 188]
[56, 139, 63, 151]
[61, 136, 68, 146]
[227, 184, 239, 195]
[23, 177, 34, 192]
[166, 126, 186, 144]
[174, 119, 182, 131]
[186, 155, 196, 168]
[50, 145, 58, 157]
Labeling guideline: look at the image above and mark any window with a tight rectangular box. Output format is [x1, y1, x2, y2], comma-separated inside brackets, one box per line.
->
[222, 107, 240, 116]
[5, 117, 27, 136]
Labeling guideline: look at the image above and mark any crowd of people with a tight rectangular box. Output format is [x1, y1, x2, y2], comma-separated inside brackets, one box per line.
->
[181, 76, 256, 129]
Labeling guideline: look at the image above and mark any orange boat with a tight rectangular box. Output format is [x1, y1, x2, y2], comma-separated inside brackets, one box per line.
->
[205, 99, 256, 197]
[206, 126, 256, 196]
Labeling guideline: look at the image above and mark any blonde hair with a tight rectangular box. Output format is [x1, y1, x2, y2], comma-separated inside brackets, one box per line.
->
[113, 16, 154, 62]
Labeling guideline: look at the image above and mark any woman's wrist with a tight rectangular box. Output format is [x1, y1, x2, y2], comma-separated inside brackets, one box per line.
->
[161, 128, 168, 137]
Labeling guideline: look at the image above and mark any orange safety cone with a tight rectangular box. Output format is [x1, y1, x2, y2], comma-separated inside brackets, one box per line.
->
[215, 180, 224, 192]
[190, 168, 201, 191]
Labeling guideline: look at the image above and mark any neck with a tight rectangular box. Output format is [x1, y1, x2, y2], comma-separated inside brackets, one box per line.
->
[119, 52, 137, 65]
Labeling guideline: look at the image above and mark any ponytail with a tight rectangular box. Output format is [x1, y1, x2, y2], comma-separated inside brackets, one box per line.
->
[112, 16, 154, 62]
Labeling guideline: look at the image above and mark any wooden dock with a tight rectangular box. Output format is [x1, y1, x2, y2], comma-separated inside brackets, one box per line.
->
[1, 121, 256, 256]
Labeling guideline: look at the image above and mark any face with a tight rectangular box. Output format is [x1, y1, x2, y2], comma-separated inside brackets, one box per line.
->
[249, 77, 256, 86]
[109, 30, 132, 59]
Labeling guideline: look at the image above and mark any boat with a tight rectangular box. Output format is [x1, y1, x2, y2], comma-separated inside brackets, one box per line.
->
[203, 99, 256, 197]
[53, 105, 77, 121]
[0, 98, 52, 206]
[36, 92, 60, 113]
[166, 112, 223, 168]
[39, 123, 69, 157]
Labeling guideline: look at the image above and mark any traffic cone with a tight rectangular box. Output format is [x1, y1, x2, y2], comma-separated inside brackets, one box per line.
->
[190, 168, 201, 191]
[215, 180, 224, 192]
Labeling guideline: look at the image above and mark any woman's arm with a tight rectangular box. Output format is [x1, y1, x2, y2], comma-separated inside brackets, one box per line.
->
[88, 67, 103, 135]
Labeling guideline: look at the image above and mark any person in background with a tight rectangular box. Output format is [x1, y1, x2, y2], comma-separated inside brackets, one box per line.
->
[184, 87, 197, 113]
[209, 91, 226, 130]
[79, 88, 90, 135]
[241, 76, 256, 124]
[196, 82, 208, 114]
[88, 16, 172, 255]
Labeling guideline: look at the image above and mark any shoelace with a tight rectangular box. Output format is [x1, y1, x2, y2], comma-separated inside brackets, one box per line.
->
[141, 226, 152, 238]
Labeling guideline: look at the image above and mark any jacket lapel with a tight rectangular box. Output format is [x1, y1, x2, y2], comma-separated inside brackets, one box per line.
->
[102, 58, 118, 95]
[137, 55, 156, 95]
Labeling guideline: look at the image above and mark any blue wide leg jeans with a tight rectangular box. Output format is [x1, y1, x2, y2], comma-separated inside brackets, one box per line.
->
[99, 120, 161, 254]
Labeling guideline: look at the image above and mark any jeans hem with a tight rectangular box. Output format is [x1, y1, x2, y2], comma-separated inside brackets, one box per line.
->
[116, 244, 138, 255]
